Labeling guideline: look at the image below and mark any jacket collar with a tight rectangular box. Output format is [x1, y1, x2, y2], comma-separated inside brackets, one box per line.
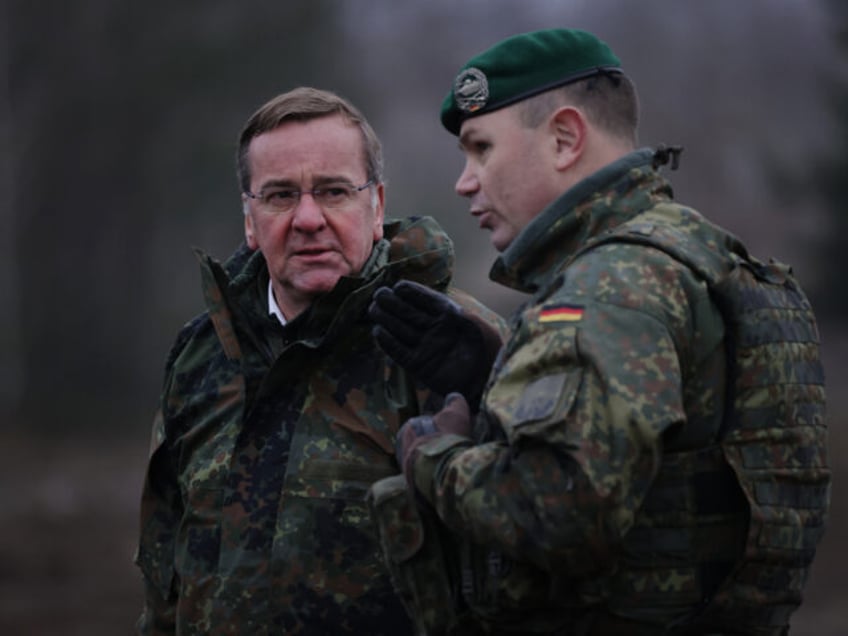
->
[193, 215, 456, 351]
[489, 148, 674, 293]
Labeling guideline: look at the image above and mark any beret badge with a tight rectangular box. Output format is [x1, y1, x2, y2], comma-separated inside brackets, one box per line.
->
[453, 67, 489, 113]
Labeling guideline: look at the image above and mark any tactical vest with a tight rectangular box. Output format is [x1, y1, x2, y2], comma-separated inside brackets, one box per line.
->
[575, 210, 830, 634]
[368, 208, 830, 635]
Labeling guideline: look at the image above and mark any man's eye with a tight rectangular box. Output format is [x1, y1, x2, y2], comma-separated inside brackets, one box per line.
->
[265, 189, 297, 202]
[317, 186, 351, 201]
[474, 141, 491, 154]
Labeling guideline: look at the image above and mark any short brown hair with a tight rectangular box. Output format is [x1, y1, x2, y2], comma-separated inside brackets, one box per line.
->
[236, 87, 384, 193]
[517, 73, 639, 147]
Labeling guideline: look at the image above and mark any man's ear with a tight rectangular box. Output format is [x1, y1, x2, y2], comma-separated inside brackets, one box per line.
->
[244, 205, 258, 249]
[372, 182, 386, 242]
[550, 106, 586, 171]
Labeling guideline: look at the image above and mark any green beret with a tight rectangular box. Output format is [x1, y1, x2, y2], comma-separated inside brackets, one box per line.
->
[440, 29, 622, 135]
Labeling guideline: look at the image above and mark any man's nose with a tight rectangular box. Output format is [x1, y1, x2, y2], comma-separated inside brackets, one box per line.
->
[455, 162, 479, 197]
[291, 192, 327, 231]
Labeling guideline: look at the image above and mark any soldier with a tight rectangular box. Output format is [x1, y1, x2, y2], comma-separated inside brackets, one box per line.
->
[134, 87, 506, 635]
[369, 29, 831, 634]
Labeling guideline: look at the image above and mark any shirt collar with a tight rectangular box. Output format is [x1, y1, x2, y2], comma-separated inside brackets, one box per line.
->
[267, 279, 287, 326]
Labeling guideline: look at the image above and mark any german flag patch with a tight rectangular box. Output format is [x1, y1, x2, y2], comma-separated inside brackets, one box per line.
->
[539, 303, 584, 323]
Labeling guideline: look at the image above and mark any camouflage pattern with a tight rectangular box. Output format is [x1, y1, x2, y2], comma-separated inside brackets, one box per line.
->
[368, 474, 473, 636]
[406, 149, 829, 634]
[134, 215, 507, 635]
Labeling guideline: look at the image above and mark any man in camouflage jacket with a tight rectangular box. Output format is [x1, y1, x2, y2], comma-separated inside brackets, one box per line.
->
[134, 87, 506, 635]
[369, 30, 829, 634]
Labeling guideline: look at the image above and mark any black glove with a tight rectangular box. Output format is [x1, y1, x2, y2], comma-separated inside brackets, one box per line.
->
[369, 280, 502, 407]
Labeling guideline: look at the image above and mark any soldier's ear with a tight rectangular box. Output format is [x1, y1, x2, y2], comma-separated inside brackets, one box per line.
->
[550, 106, 585, 171]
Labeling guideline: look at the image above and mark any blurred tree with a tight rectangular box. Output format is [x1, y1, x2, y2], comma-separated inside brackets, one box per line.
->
[0, 0, 21, 421]
[9, 2, 158, 432]
[808, 0, 848, 321]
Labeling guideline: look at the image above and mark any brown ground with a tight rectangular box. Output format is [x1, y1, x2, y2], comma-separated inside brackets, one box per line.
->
[0, 426, 844, 636]
[0, 432, 147, 635]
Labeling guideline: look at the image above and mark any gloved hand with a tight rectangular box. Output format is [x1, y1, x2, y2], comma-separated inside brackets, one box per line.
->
[370, 280, 503, 408]
[396, 392, 471, 482]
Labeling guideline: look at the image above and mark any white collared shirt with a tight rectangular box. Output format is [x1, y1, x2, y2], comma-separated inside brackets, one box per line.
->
[268, 279, 287, 326]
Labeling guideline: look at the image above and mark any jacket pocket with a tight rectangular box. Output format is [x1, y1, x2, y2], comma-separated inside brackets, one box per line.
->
[368, 475, 466, 634]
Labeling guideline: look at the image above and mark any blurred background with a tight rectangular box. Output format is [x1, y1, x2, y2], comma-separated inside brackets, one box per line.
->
[1, 0, 845, 633]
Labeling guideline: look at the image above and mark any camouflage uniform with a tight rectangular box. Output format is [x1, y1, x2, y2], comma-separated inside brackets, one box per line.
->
[408, 150, 829, 634]
[135, 216, 505, 635]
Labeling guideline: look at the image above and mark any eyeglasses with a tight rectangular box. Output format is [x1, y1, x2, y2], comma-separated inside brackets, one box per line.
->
[243, 179, 375, 214]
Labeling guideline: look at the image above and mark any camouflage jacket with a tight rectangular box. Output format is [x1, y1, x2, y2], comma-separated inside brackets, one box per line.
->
[409, 150, 828, 633]
[135, 216, 505, 635]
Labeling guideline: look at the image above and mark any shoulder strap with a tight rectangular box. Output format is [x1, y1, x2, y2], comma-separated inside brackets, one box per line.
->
[572, 216, 728, 286]
[194, 247, 244, 362]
